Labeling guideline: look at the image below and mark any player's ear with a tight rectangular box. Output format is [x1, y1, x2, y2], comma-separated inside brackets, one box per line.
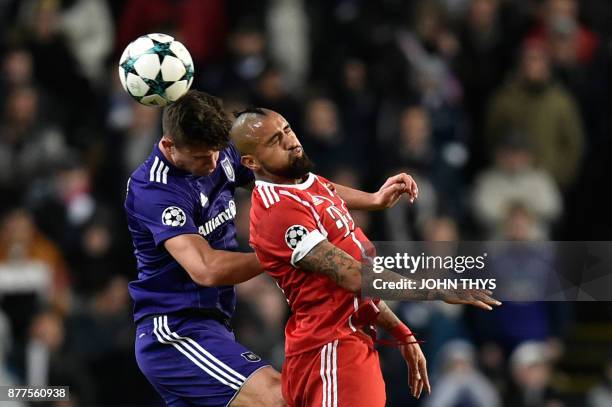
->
[241, 155, 259, 171]
[160, 136, 174, 150]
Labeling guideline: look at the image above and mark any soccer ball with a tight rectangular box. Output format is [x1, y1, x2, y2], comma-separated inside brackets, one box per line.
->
[118, 33, 194, 106]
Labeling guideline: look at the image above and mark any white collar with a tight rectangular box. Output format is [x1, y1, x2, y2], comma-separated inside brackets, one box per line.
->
[255, 173, 315, 190]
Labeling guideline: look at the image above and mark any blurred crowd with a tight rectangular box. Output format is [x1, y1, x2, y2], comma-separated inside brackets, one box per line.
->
[0, 0, 612, 405]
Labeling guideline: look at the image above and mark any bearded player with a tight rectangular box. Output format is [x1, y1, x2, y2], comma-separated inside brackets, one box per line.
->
[230, 108, 501, 406]
[124, 91, 430, 406]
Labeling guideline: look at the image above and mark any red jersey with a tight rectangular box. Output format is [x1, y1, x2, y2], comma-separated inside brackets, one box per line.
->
[249, 173, 373, 356]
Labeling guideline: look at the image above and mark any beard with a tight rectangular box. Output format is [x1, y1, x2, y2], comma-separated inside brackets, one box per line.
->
[275, 150, 315, 180]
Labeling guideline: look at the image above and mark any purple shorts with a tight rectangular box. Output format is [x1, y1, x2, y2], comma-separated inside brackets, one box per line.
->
[135, 314, 270, 406]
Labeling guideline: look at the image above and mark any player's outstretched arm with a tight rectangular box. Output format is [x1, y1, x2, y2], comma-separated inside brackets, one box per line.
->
[296, 239, 501, 309]
[375, 300, 431, 399]
[295, 239, 435, 297]
[295, 239, 363, 292]
[165, 234, 263, 286]
[333, 173, 418, 211]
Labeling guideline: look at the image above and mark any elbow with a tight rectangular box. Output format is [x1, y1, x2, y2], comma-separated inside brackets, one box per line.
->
[190, 265, 223, 287]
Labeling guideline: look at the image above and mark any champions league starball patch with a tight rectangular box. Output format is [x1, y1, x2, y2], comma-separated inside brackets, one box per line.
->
[162, 206, 187, 227]
[285, 225, 308, 249]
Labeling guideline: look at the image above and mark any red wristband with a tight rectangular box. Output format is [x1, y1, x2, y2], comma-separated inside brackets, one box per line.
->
[390, 323, 413, 342]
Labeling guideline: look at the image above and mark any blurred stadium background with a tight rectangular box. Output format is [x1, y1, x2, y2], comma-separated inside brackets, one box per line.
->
[0, 0, 612, 406]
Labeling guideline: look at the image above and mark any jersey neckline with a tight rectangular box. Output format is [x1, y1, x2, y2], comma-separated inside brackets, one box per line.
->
[255, 173, 315, 190]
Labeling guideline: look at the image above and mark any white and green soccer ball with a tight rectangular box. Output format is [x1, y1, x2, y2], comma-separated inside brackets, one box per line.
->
[118, 33, 194, 107]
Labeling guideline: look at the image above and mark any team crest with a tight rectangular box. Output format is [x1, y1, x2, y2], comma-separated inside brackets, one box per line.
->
[241, 351, 261, 362]
[162, 206, 187, 227]
[221, 157, 235, 182]
[285, 225, 308, 249]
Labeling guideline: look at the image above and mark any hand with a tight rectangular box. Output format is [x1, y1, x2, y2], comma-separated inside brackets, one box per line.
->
[440, 289, 501, 311]
[373, 173, 418, 209]
[400, 341, 430, 399]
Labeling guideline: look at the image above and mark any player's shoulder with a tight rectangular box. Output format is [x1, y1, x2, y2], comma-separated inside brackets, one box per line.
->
[251, 173, 324, 210]
[219, 142, 242, 164]
[128, 156, 193, 204]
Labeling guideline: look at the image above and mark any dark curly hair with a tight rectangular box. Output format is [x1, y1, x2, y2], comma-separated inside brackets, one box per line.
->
[162, 90, 231, 150]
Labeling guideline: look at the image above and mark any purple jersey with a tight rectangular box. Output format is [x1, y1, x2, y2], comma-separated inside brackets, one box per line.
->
[125, 143, 254, 323]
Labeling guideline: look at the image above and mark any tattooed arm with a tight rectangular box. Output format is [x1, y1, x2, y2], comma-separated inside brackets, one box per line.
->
[295, 239, 363, 292]
[295, 239, 433, 299]
[295, 239, 501, 309]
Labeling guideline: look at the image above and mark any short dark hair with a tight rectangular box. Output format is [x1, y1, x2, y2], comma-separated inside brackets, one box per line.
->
[162, 90, 231, 150]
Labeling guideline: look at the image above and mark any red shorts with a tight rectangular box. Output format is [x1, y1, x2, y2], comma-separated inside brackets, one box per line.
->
[281, 333, 386, 407]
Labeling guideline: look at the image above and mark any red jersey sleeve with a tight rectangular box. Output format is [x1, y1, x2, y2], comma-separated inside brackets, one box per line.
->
[250, 187, 326, 267]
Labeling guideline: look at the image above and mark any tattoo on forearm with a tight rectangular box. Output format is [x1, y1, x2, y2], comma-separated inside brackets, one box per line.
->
[296, 241, 440, 301]
[297, 241, 361, 287]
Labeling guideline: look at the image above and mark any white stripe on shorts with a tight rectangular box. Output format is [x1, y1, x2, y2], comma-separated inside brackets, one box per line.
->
[152, 316, 244, 390]
[320, 340, 339, 407]
[161, 316, 247, 382]
[320, 344, 328, 407]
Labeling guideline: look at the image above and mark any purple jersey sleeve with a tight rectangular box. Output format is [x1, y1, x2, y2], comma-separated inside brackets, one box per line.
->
[131, 182, 199, 246]
[228, 143, 255, 187]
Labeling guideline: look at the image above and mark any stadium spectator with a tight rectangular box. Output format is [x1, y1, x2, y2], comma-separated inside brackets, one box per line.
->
[0, 86, 67, 199]
[332, 58, 378, 176]
[383, 170, 438, 241]
[389, 1, 462, 105]
[527, 0, 599, 66]
[69, 216, 132, 297]
[65, 274, 140, 404]
[19, 0, 97, 136]
[469, 203, 570, 348]
[425, 340, 502, 407]
[0, 47, 34, 91]
[117, 102, 162, 179]
[587, 355, 612, 407]
[472, 131, 562, 239]
[210, 22, 269, 95]
[384, 105, 466, 216]
[117, 0, 227, 65]
[265, 0, 309, 91]
[506, 341, 564, 407]
[0, 310, 21, 393]
[251, 65, 302, 130]
[27, 309, 94, 404]
[0, 209, 71, 315]
[453, 0, 518, 173]
[300, 96, 355, 178]
[17, 0, 114, 85]
[541, 0, 609, 145]
[485, 39, 584, 188]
